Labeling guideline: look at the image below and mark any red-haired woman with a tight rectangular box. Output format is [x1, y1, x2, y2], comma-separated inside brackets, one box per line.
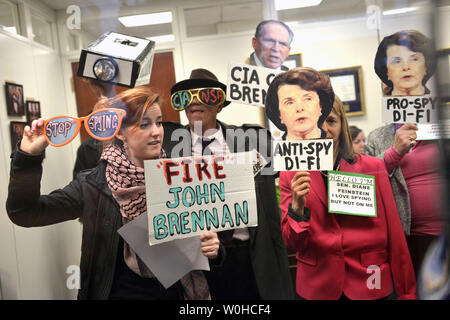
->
[6, 86, 220, 300]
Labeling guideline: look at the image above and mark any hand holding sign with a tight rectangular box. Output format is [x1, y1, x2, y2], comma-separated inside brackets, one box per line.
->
[200, 231, 220, 259]
[290, 171, 311, 214]
[21, 118, 49, 155]
[393, 123, 418, 156]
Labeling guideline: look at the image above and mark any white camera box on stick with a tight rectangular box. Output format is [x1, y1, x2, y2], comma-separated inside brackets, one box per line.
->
[77, 32, 155, 88]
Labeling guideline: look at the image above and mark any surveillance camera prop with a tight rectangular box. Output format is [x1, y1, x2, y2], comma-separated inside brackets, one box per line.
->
[77, 32, 155, 88]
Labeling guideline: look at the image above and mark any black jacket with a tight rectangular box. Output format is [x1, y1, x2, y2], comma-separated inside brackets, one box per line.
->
[7, 147, 224, 300]
[162, 120, 294, 299]
[73, 137, 102, 180]
[7, 149, 122, 299]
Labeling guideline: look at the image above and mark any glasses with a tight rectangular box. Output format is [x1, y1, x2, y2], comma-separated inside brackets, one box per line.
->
[171, 87, 226, 111]
[260, 37, 290, 50]
[44, 108, 127, 147]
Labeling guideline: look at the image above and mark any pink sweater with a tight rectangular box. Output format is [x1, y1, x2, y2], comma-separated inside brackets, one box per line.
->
[384, 141, 443, 236]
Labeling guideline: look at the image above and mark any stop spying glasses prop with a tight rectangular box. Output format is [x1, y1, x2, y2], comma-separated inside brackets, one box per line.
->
[77, 32, 155, 88]
[44, 108, 126, 147]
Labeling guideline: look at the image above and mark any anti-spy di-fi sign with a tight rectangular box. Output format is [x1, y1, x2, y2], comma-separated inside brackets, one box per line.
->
[144, 153, 258, 245]
[273, 139, 334, 171]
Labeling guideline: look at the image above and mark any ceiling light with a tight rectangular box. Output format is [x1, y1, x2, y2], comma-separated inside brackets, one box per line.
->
[383, 7, 419, 15]
[147, 34, 175, 43]
[275, 0, 323, 11]
[118, 11, 172, 27]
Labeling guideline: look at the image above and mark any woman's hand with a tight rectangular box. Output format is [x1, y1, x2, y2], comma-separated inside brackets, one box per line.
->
[200, 231, 220, 259]
[393, 123, 418, 156]
[20, 118, 48, 155]
[291, 171, 311, 214]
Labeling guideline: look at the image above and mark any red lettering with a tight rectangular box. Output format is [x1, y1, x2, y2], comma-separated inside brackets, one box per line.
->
[182, 159, 193, 183]
[201, 90, 209, 104]
[195, 159, 211, 181]
[212, 156, 226, 179]
[163, 160, 179, 185]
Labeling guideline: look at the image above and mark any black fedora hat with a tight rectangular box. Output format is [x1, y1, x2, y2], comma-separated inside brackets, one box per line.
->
[171, 68, 231, 107]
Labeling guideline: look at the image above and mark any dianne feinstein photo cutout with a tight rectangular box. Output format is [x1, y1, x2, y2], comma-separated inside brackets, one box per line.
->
[375, 30, 440, 136]
[375, 30, 436, 97]
[265, 67, 334, 141]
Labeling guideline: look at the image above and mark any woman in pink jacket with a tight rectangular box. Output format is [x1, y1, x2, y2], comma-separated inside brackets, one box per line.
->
[279, 93, 416, 300]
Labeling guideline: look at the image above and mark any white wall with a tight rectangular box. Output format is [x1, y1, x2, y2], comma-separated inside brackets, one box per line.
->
[0, 30, 81, 299]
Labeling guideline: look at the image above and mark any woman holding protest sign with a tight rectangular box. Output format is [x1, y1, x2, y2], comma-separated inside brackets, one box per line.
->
[279, 95, 416, 300]
[6, 86, 220, 300]
[368, 29, 443, 279]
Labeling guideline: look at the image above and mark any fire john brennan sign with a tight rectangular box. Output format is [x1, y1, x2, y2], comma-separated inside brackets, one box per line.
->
[144, 153, 258, 245]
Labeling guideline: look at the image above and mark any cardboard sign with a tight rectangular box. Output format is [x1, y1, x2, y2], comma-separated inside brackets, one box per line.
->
[417, 120, 450, 140]
[117, 213, 209, 288]
[328, 171, 377, 217]
[226, 62, 283, 107]
[272, 139, 334, 171]
[144, 153, 258, 245]
[382, 95, 439, 124]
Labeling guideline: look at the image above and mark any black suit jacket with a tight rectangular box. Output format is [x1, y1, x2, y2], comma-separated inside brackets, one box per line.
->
[162, 120, 294, 299]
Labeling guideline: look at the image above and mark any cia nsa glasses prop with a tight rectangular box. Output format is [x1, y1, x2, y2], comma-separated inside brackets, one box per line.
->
[44, 108, 126, 147]
[171, 87, 226, 111]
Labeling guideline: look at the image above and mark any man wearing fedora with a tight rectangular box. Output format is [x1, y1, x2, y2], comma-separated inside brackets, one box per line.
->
[163, 68, 293, 300]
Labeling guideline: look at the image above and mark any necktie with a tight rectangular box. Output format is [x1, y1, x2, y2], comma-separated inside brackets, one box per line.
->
[201, 137, 215, 155]
[200, 136, 234, 243]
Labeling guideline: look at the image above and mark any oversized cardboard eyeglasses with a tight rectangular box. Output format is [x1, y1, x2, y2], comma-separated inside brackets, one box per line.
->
[170, 87, 226, 111]
[44, 108, 127, 147]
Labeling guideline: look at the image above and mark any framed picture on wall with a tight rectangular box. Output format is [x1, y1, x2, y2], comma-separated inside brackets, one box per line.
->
[283, 52, 302, 69]
[5, 82, 25, 116]
[10, 121, 27, 150]
[26, 100, 41, 124]
[320, 66, 366, 117]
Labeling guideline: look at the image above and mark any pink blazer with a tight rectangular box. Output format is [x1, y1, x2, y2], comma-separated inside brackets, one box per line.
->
[280, 155, 416, 300]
